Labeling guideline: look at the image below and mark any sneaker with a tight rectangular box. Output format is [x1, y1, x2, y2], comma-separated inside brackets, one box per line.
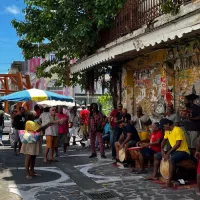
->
[89, 153, 97, 158]
[101, 155, 107, 159]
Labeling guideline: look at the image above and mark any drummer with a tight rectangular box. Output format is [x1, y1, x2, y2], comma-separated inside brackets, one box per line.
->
[148, 119, 190, 187]
[134, 122, 163, 174]
[114, 120, 140, 167]
[132, 106, 152, 141]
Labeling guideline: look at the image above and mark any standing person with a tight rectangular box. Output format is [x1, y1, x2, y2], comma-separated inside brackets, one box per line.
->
[181, 94, 200, 156]
[69, 106, 80, 145]
[109, 103, 123, 159]
[132, 106, 152, 140]
[13, 107, 26, 156]
[166, 105, 177, 123]
[0, 103, 4, 146]
[80, 105, 90, 144]
[88, 103, 106, 158]
[56, 106, 69, 155]
[43, 107, 63, 162]
[20, 111, 52, 179]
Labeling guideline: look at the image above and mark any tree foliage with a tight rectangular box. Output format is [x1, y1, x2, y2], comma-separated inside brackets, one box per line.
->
[98, 93, 113, 116]
[12, 0, 126, 87]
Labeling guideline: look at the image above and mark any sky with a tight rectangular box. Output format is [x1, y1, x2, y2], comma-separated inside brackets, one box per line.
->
[0, 0, 25, 73]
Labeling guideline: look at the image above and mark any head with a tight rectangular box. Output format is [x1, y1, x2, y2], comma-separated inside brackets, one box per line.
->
[57, 106, 63, 114]
[87, 104, 90, 110]
[184, 94, 199, 108]
[81, 105, 86, 110]
[163, 119, 174, 131]
[12, 109, 17, 115]
[19, 106, 25, 114]
[34, 104, 40, 111]
[151, 122, 160, 132]
[0, 103, 3, 110]
[122, 108, 127, 115]
[90, 103, 98, 112]
[166, 105, 174, 115]
[117, 103, 123, 112]
[43, 107, 50, 112]
[72, 106, 77, 113]
[49, 107, 56, 116]
[136, 106, 143, 116]
[26, 111, 37, 121]
[103, 116, 108, 123]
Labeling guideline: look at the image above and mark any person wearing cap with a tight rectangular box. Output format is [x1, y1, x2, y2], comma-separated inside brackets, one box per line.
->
[148, 119, 190, 187]
[135, 122, 163, 174]
[181, 94, 200, 156]
[132, 106, 152, 141]
[114, 120, 140, 167]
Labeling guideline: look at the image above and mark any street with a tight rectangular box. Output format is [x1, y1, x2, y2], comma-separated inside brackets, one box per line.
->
[0, 137, 199, 200]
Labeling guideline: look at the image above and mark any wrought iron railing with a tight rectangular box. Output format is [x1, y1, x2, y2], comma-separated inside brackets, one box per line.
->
[97, 0, 192, 47]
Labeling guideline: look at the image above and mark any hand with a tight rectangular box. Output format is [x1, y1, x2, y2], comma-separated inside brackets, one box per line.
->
[136, 142, 141, 147]
[161, 150, 165, 158]
[141, 143, 149, 147]
[119, 144, 124, 150]
[195, 152, 200, 160]
[162, 153, 169, 162]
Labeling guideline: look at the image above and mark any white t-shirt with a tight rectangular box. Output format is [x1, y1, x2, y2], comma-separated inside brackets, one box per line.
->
[132, 114, 150, 132]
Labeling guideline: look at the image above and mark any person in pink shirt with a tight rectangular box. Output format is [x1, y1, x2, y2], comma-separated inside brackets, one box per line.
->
[55, 106, 69, 156]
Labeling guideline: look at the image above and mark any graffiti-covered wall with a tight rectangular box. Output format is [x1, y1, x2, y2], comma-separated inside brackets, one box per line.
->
[122, 41, 200, 117]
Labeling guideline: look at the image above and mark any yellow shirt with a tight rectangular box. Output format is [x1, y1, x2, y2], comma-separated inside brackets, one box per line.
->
[25, 121, 40, 132]
[164, 126, 190, 154]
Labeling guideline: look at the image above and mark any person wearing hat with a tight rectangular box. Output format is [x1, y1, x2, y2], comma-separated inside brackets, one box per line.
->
[114, 120, 140, 167]
[148, 119, 190, 187]
[181, 94, 200, 156]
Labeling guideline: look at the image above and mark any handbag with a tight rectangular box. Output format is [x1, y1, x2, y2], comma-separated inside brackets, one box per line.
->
[18, 130, 41, 144]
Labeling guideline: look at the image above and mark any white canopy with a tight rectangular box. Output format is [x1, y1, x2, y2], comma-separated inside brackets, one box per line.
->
[37, 100, 79, 107]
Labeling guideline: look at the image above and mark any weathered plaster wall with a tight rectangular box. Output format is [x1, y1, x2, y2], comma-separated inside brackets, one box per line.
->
[122, 41, 200, 116]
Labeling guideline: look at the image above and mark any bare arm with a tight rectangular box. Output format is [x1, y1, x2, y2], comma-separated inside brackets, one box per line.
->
[122, 133, 132, 146]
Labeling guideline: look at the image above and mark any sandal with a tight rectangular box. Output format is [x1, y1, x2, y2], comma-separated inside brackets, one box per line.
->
[25, 176, 32, 180]
[30, 173, 41, 177]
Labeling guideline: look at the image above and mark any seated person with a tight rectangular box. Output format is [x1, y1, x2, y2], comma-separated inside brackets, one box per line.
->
[148, 119, 190, 187]
[115, 121, 140, 166]
[96, 117, 110, 148]
[134, 122, 163, 174]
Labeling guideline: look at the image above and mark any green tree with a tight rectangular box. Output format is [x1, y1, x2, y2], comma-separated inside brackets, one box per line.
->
[98, 93, 113, 116]
[12, 0, 126, 87]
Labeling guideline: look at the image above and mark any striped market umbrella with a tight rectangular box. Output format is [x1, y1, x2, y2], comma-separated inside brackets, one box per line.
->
[0, 88, 73, 102]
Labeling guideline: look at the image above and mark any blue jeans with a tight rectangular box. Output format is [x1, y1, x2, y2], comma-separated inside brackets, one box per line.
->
[112, 126, 122, 157]
[155, 151, 189, 165]
[0, 126, 3, 140]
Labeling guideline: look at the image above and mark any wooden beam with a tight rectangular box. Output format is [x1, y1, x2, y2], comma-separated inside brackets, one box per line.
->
[9, 76, 18, 86]
[16, 72, 24, 90]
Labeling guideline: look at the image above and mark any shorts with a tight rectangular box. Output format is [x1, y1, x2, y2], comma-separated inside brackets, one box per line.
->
[185, 131, 200, 148]
[125, 140, 137, 148]
[140, 148, 156, 157]
[81, 124, 88, 133]
[197, 160, 200, 174]
[46, 135, 58, 148]
[58, 134, 70, 146]
[155, 151, 189, 165]
[69, 127, 79, 137]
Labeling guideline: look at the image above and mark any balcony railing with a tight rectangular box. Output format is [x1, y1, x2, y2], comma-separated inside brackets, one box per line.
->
[97, 0, 191, 48]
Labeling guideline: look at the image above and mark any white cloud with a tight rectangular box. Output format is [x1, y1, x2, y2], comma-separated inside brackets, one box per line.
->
[5, 5, 20, 15]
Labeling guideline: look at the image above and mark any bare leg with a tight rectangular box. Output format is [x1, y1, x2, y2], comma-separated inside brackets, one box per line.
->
[18, 141, 22, 152]
[43, 147, 49, 162]
[197, 174, 200, 195]
[138, 153, 145, 171]
[50, 148, 54, 160]
[30, 155, 36, 175]
[25, 155, 31, 177]
[167, 160, 174, 187]
[152, 154, 160, 178]
[114, 142, 120, 160]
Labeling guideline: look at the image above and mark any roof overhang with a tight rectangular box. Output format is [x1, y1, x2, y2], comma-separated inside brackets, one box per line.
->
[70, 2, 200, 74]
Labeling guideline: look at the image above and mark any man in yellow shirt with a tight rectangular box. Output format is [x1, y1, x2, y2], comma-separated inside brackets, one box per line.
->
[148, 119, 190, 187]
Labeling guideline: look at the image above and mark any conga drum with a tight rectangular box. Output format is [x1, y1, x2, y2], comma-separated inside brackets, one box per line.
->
[119, 148, 126, 162]
[160, 159, 170, 180]
[128, 147, 143, 160]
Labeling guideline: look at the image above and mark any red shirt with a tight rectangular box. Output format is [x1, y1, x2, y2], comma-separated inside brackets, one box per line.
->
[56, 113, 69, 134]
[149, 131, 163, 153]
[80, 109, 90, 124]
[110, 109, 118, 127]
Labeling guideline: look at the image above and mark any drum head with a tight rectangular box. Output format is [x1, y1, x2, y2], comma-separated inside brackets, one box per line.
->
[119, 148, 125, 162]
[160, 159, 170, 180]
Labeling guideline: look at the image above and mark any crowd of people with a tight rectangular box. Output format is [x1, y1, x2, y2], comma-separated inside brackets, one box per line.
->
[5, 93, 200, 195]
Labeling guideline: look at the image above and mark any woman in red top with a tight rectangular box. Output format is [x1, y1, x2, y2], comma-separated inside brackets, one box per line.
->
[134, 122, 163, 174]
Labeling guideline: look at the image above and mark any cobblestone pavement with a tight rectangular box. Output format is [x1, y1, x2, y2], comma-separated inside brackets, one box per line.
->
[0, 142, 199, 200]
